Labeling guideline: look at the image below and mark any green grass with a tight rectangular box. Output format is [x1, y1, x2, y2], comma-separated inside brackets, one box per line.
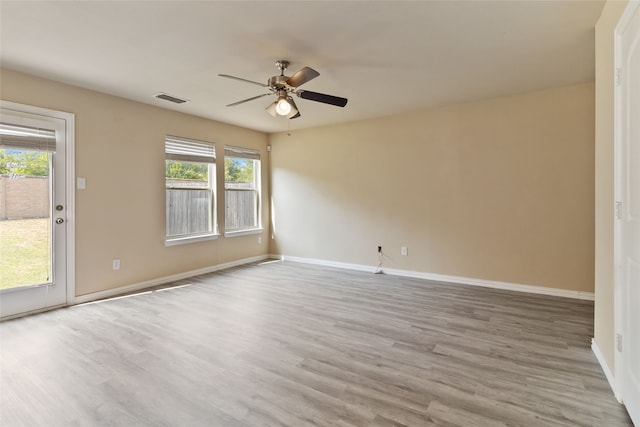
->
[0, 218, 51, 290]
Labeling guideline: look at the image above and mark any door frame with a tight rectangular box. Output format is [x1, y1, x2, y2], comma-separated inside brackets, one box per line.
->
[613, 0, 640, 404]
[0, 100, 75, 316]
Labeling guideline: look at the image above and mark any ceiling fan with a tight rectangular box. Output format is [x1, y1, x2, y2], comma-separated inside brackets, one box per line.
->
[219, 60, 348, 119]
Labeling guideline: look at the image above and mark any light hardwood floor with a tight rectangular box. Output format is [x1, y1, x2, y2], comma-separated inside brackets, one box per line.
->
[0, 261, 633, 426]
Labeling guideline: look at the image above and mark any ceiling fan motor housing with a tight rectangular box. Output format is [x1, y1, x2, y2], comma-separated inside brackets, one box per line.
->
[268, 75, 290, 90]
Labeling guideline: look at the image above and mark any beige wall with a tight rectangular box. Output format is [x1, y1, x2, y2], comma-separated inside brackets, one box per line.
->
[270, 83, 595, 292]
[0, 66, 599, 301]
[594, 0, 629, 378]
[0, 68, 270, 296]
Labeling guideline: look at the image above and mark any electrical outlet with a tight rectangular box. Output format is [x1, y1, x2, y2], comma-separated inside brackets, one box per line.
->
[401, 246, 408, 256]
[113, 258, 120, 270]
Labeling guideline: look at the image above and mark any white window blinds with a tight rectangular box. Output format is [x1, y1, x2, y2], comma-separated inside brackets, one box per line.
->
[0, 122, 57, 152]
[224, 146, 260, 160]
[165, 135, 215, 163]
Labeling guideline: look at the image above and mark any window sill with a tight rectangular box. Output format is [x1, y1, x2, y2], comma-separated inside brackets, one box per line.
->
[165, 233, 219, 247]
[224, 228, 264, 238]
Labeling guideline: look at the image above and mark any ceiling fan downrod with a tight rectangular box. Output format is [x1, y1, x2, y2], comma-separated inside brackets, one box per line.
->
[275, 60, 289, 75]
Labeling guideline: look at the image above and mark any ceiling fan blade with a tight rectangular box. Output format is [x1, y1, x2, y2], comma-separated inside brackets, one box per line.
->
[226, 93, 271, 107]
[298, 90, 348, 107]
[218, 74, 268, 88]
[286, 67, 319, 87]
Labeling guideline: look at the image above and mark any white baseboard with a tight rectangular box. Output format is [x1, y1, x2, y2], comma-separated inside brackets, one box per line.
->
[280, 255, 595, 301]
[591, 338, 620, 401]
[73, 253, 595, 305]
[280, 255, 373, 273]
[73, 254, 271, 305]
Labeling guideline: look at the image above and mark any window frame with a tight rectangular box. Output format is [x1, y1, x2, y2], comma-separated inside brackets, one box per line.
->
[164, 135, 218, 246]
[223, 146, 262, 237]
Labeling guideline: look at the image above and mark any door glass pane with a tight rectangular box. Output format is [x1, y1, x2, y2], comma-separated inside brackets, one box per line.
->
[0, 148, 52, 289]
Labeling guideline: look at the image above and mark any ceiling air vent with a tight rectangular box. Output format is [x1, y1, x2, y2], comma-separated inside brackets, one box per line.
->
[155, 93, 189, 104]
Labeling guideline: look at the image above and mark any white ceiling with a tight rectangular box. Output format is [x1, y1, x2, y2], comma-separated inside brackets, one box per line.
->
[0, 1, 605, 134]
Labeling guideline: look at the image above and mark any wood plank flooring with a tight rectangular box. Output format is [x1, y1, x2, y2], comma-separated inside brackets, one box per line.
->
[0, 261, 633, 426]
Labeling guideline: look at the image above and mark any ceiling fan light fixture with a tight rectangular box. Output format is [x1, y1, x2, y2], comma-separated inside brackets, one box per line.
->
[286, 97, 299, 119]
[276, 97, 292, 116]
[266, 101, 278, 117]
[267, 94, 298, 119]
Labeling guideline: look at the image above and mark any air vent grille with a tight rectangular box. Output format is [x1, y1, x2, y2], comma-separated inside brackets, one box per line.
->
[155, 93, 188, 104]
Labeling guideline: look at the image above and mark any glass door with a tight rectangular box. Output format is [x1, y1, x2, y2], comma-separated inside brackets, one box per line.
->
[0, 104, 73, 318]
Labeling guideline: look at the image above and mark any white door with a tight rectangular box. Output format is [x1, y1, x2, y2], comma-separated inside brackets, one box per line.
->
[0, 103, 74, 318]
[617, 2, 640, 424]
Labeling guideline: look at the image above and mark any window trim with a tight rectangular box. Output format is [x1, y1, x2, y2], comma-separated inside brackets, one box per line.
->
[223, 228, 264, 238]
[165, 232, 219, 246]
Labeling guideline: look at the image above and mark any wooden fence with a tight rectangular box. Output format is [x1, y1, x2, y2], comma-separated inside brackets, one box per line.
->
[165, 188, 257, 236]
[166, 189, 211, 236]
[225, 190, 257, 230]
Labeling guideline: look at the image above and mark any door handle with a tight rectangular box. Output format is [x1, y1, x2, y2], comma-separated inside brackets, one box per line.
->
[55, 218, 64, 224]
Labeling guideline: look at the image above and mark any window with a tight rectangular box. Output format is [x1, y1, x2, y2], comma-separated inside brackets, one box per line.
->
[165, 136, 216, 243]
[224, 146, 261, 234]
